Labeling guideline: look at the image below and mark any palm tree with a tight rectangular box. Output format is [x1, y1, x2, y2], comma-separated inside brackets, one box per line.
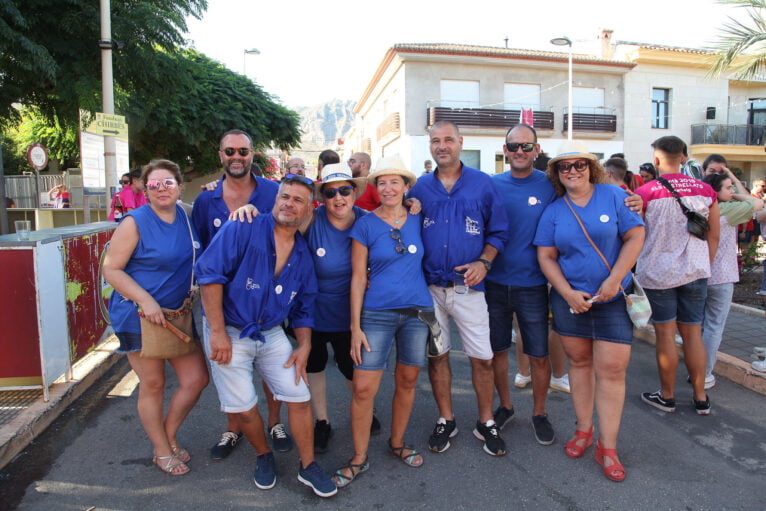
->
[709, 0, 766, 79]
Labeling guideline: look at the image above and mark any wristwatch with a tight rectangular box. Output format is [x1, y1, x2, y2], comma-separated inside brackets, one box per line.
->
[477, 258, 492, 271]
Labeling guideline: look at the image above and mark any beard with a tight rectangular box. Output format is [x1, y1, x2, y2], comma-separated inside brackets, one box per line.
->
[224, 160, 250, 178]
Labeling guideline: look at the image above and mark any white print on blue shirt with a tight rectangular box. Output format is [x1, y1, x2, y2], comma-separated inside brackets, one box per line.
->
[465, 216, 480, 235]
[245, 278, 261, 290]
[423, 217, 435, 229]
[289, 291, 297, 303]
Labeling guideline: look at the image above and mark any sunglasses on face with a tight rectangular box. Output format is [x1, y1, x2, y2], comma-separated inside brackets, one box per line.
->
[223, 148, 251, 157]
[506, 142, 536, 153]
[146, 178, 178, 191]
[556, 160, 589, 174]
[390, 228, 407, 254]
[119, 180, 130, 185]
[321, 185, 354, 199]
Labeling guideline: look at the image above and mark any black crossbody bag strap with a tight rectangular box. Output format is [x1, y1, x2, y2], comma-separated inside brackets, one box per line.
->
[655, 176, 692, 215]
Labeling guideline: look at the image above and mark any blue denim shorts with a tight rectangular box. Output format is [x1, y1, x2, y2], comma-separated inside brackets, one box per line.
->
[645, 278, 708, 325]
[550, 288, 633, 344]
[115, 332, 141, 354]
[357, 309, 430, 370]
[485, 281, 550, 358]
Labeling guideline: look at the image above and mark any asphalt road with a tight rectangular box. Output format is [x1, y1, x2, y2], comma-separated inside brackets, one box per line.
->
[1, 336, 765, 510]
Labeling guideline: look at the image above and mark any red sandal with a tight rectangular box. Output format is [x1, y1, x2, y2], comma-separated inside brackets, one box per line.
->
[564, 425, 594, 458]
[594, 439, 625, 482]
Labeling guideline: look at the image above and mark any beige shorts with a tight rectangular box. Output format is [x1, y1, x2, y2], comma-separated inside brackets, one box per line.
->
[428, 285, 493, 360]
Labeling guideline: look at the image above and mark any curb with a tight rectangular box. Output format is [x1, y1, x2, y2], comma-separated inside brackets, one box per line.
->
[0, 337, 123, 471]
[633, 326, 766, 397]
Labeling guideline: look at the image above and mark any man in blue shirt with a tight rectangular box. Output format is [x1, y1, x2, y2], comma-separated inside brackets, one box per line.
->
[486, 124, 560, 446]
[409, 120, 509, 456]
[196, 176, 336, 498]
[191, 130, 289, 460]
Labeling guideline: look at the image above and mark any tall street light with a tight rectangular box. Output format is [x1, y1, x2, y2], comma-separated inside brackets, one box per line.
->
[551, 36, 573, 141]
[243, 48, 260, 77]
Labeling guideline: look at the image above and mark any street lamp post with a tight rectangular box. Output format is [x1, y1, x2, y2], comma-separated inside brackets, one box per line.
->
[551, 36, 573, 141]
[243, 48, 260, 77]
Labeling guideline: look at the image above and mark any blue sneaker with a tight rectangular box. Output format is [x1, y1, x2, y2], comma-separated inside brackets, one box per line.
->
[298, 461, 338, 498]
[253, 452, 276, 490]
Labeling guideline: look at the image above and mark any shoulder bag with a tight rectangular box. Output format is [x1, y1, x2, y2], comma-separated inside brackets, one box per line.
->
[139, 207, 199, 359]
[562, 196, 652, 329]
[655, 176, 709, 241]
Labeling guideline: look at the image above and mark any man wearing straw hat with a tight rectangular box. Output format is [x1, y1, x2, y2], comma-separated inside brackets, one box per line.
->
[408, 120, 510, 456]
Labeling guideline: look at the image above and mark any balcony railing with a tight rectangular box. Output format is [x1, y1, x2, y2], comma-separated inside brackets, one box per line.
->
[377, 112, 400, 141]
[691, 124, 766, 146]
[427, 105, 555, 130]
[563, 107, 617, 133]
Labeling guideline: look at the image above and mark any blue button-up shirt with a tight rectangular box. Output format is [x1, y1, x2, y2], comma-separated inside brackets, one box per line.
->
[191, 172, 279, 250]
[195, 214, 317, 341]
[408, 164, 509, 291]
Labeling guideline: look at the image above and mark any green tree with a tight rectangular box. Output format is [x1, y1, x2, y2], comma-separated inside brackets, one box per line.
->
[709, 0, 766, 79]
[1, 1, 301, 174]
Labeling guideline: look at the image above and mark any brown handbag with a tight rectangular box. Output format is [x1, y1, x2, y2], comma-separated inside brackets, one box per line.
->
[139, 207, 198, 359]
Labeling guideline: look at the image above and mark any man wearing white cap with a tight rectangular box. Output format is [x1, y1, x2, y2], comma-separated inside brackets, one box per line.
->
[408, 120, 510, 456]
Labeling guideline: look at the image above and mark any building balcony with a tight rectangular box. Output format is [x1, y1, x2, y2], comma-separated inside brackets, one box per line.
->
[691, 124, 766, 146]
[563, 107, 617, 133]
[427, 104, 555, 130]
[377, 112, 401, 141]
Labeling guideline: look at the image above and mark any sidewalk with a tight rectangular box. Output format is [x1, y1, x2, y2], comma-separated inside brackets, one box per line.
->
[2, 308, 766, 472]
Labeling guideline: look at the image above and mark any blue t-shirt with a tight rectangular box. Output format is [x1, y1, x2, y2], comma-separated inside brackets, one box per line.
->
[191, 172, 279, 250]
[109, 204, 199, 334]
[408, 164, 509, 291]
[487, 170, 558, 287]
[195, 214, 317, 342]
[533, 184, 644, 301]
[306, 205, 366, 332]
[349, 212, 432, 310]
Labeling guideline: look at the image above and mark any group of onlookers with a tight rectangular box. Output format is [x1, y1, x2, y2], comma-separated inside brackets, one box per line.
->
[102, 122, 764, 498]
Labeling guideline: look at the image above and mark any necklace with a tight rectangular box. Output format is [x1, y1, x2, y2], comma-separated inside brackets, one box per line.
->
[377, 208, 406, 224]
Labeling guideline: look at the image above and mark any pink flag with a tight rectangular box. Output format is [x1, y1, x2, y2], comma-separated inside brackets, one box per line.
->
[521, 108, 535, 127]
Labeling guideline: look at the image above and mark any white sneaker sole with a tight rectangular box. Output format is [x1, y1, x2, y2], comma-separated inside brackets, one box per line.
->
[298, 474, 338, 498]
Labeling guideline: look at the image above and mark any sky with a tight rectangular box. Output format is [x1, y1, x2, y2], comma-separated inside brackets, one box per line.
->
[185, 0, 744, 110]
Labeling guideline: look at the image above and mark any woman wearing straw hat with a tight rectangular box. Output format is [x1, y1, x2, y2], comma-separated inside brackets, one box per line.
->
[534, 141, 645, 482]
[332, 154, 433, 487]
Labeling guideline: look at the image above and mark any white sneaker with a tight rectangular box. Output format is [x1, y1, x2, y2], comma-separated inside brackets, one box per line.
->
[514, 372, 531, 388]
[511, 329, 517, 344]
[549, 374, 571, 393]
[704, 375, 716, 390]
[674, 334, 683, 345]
[753, 359, 766, 372]
[754, 346, 766, 357]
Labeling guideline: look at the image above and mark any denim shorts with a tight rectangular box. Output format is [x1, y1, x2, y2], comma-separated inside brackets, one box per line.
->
[202, 319, 310, 413]
[357, 309, 430, 370]
[115, 331, 141, 354]
[550, 288, 633, 344]
[645, 278, 708, 325]
[485, 281, 550, 358]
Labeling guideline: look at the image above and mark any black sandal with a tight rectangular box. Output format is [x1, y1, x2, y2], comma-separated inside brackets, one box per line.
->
[388, 440, 423, 468]
[332, 457, 369, 488]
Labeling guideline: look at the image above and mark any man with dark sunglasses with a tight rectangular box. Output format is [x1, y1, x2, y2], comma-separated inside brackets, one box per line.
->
[486, 124, 561, 447]
[191, 129, 294, 460]
[196, 176, 337, 498]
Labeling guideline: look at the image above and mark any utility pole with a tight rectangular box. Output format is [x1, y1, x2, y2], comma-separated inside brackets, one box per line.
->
[99, 0, 117, 216]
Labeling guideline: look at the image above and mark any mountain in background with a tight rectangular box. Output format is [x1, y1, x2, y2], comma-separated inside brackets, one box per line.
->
[294, 99, 355, 159]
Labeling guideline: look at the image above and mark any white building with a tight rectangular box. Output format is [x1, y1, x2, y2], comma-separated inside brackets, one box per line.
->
[349, 32, 766, 183]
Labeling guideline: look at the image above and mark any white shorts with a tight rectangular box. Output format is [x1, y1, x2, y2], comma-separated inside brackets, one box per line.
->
[428, 285, 493, 360]
[202, 318, 310, 413]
